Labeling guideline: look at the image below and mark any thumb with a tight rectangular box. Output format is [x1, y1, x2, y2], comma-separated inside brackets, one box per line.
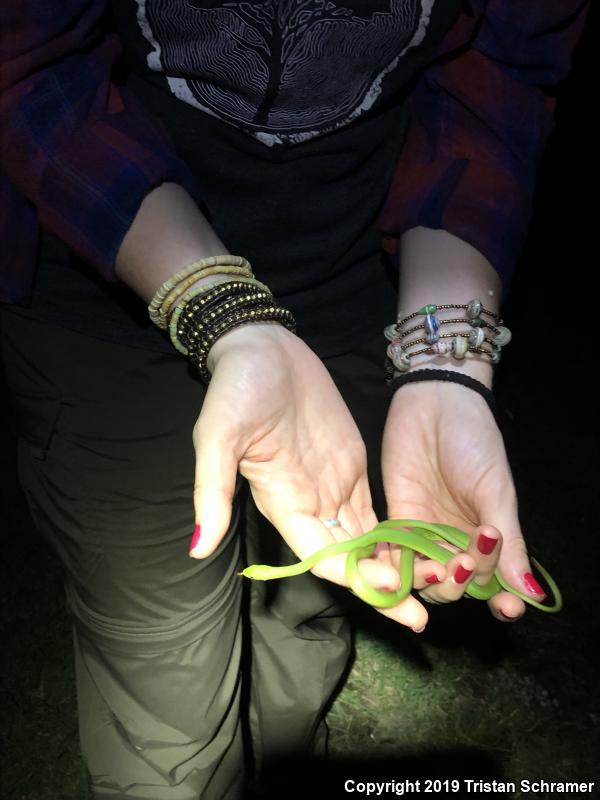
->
[479, 495, 548, 617]
[190, 431, 240, 559]
[498, 523, 547, 601]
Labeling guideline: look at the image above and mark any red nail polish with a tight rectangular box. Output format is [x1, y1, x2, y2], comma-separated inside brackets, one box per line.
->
[189, 524, 201, 553]
[454, 564, 473, 585]
[477, 533, 498, 555]
[425, 574, 440, 584]
[522, 571, 546, 598]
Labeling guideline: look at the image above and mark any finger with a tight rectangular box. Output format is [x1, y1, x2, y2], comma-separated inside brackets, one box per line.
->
[376, 593, 429, 632]
[190, 429, 239, 559]
[338, 490, 394, 569]
[467, 524, 525, 621]
[412, 557, 447, 589]
[367, 534, 395, 574]
[492, 601, 525, 623]
[467, 524, 502, 587]
[275, 510, 400, 590]
[348, 472, 380, 534]
[371, 541, 439, 591]
[418, 551, 477, 604]
[501, 530, 547, 604]
[336, 500, 368, 539]
[299, 510, 431, 631]
[478, 497, 545, 620]
[388, 540, 449, 590]
[333, 502, 401, 589]
[343, 477, 402, 580]
[346, 542, 429, 630]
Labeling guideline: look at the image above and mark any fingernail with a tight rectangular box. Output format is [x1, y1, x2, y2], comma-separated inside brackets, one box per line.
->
[453, 564, 473, 585]
[412, 625, 426, 634]
[477, 533, 498, 555]
[189, 524, 201, 554]
[522, 571, 546, 598]
[425, 574, 440, 584]
[500, 611, 518, 621]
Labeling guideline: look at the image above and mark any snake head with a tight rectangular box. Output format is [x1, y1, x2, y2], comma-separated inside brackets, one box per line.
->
[239, 565, 277, 581]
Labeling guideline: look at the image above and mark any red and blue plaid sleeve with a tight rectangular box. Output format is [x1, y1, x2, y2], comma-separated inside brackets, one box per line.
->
[376, 0, 591, 295]
[0, 0, 203, 296]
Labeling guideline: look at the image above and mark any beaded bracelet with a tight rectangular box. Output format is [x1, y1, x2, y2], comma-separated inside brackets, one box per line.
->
[168, 278, 273, 354]
[187, 305, 297, 382]
[156, 264, 254, 329]
[147, 254, 252, 326]
[174, 288, 274, 355]
[384, 341, 500, 383]
[388, 301, 510, 346]
[147, 258, 296, 382]
[383, 299, 511, 379]
[167, 279, 295, 379]
[395, 318, 510, 346]
[395, 300, 500, 329]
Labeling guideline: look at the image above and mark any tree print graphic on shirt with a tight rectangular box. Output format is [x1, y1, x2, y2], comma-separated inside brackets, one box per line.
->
[136, 0, 436, 144]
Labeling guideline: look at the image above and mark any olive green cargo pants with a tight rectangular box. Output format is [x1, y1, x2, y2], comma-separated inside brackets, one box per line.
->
[0, 306, 390, 799]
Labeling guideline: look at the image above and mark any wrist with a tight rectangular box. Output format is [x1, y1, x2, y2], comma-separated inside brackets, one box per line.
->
[395, 227, 502, 390]
[406, 355, 494, 390]
[388, 368, 496, 416]
[388, 303, 501, 390]
[207, 321, 295, 373]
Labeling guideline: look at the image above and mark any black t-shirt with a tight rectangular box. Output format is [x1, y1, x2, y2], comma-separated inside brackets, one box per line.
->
[32, 0, 462, 358]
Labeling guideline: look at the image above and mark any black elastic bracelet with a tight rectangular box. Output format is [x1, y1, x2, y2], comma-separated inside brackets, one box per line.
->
[387, 368, 496, 414]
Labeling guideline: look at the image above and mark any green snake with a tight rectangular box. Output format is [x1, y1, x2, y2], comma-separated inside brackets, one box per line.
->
[239, 519, 562, 611]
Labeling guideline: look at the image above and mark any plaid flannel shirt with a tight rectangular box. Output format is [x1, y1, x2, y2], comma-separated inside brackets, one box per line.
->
[0, 0, 591, 304]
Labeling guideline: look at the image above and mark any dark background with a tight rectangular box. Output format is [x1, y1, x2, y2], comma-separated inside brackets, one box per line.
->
[1, 5, 598, 798]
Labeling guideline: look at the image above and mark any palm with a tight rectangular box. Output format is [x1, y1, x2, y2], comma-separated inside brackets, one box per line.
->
[238, 362, 369, 534]
[381, 380, 531, 619]
[195, 325, 395, 593]
[382, 383, 505, 534]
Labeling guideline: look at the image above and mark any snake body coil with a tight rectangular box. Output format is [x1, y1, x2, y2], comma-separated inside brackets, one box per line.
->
[240, 519, 561, 612]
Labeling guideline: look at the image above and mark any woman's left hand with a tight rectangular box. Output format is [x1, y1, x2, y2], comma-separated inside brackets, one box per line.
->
[379, 378, 547, 632]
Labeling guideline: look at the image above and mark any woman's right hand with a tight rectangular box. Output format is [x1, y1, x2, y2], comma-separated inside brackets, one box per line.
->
[189, 322, 430, 628]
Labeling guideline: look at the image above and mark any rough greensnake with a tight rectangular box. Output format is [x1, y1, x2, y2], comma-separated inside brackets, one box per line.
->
[239, 519, 562, 612]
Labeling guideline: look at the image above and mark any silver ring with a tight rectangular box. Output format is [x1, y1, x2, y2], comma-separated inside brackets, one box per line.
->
[321, 518, 341, 528]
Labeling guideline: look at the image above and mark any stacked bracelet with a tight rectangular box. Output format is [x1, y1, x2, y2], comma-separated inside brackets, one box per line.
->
[174, 280, 296, 382]
[186, 304, 296, 383]
[173, 281, 277, 354]
[147, 256, 296, 383]
[157, 265, 255, 329]
[383, 300, 512, 382]
[148, 255, 254, 330]
[168, 277, 273, 354]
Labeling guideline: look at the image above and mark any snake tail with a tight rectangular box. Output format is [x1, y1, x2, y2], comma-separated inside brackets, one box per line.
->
[240, 519, 562, 613]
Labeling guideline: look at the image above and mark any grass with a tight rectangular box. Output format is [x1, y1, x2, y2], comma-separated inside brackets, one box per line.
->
[2, 324, 599, 800]
[2, 473, 598, 800]
[327, 620, 599, 792]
